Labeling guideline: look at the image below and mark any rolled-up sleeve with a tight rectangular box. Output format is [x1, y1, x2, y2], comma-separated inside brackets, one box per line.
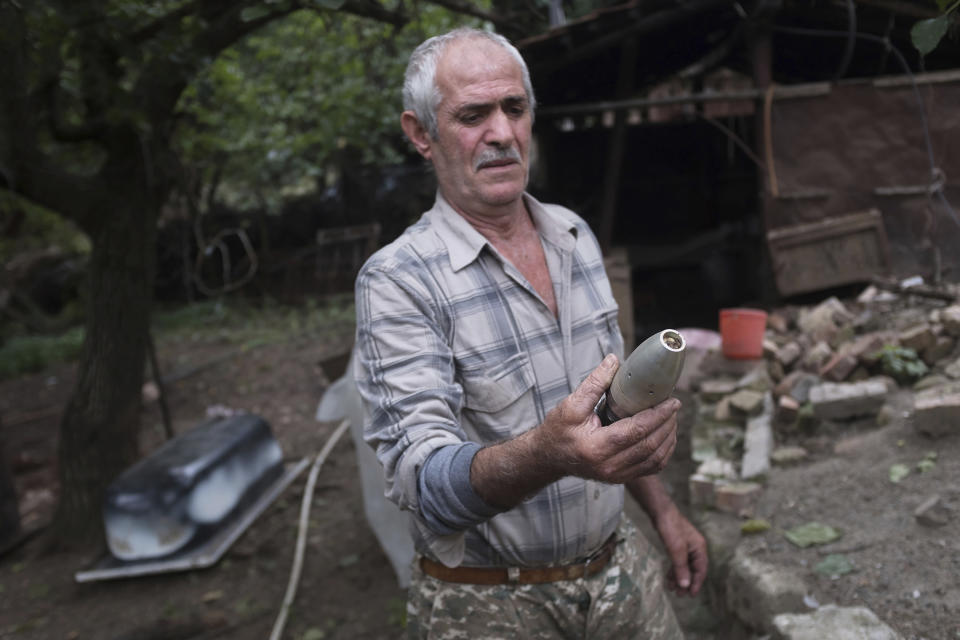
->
[354, 258, 501, 565]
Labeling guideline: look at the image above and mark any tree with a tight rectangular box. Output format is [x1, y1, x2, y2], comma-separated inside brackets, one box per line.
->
[175, 6, 479, 215]
[0, 0, 419, 549]
[0, 419, 21, 551]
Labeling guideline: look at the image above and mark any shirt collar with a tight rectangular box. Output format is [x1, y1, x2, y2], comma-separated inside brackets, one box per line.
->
[426, 191, 578, 272]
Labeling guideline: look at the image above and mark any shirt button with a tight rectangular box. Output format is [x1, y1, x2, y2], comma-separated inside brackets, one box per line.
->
[594, 488, 600, 500]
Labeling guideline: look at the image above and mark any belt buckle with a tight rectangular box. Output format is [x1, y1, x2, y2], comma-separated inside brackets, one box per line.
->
[583, 534, 619, 573]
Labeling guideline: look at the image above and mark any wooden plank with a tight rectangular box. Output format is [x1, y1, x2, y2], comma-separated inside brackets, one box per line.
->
[766, 209, 890, 297]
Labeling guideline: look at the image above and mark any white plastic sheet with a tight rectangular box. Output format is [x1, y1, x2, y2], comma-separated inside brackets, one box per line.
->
[315, 350, 414, 588]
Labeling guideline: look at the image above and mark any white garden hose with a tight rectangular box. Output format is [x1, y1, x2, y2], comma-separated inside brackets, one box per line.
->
[269, 418, 350, 640]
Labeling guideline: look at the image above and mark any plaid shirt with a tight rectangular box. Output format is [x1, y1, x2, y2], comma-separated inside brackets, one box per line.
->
[355, 192, 624, 568]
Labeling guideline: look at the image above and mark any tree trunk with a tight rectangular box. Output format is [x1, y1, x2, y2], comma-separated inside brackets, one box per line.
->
[51, 197, 158, 549]
[0, 418, 21, 550]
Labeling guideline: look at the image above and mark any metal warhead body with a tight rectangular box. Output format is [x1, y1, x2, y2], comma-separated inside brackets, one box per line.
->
[597, 329, 686, 425]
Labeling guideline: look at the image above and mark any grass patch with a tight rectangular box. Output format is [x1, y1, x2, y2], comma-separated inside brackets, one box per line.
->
[153, 295, 355, 349]
[0, 327, 84, 380]
[0, 296, 355, 380]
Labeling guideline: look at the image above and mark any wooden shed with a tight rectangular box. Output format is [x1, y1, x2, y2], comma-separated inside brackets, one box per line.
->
[518, 0, 960, 334]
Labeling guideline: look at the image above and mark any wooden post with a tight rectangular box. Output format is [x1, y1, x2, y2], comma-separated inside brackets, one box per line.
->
[147, 332, 174, 441]
[751, 22, 780, 303]
[598, 37, 638, 254]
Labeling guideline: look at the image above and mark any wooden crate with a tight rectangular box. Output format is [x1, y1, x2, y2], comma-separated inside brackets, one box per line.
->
[766, 209, 890, 297]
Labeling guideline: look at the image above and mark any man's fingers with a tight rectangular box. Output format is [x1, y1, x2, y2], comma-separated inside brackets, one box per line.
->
[688, 542, 709, 595]
[614, 426, 677, 480]
[571, 353, 618, 410]
[670, 547, 692, 592]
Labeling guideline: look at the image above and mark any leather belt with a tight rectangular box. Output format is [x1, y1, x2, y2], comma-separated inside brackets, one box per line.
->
[419, 534, 620, 585]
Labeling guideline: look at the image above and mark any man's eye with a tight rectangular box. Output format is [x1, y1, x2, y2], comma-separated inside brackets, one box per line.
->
[460, 113, 482, 124]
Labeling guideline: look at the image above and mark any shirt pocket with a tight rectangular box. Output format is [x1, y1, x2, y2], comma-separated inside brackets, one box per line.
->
[459, 352, 537, 439]
[571, 305, 623, 384]
[593, 305, 623, 359]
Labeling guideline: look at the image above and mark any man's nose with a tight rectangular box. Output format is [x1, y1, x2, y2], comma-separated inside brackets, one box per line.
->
[483, 107, 514, 146]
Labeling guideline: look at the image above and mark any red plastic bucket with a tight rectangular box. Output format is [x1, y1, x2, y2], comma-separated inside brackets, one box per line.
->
[719, 308, 767, 359]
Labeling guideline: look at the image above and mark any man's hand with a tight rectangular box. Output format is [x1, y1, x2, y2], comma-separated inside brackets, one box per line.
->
[627, 476, 709, 597]
[537, 354, 680, 483]
[655, 504, 708, 596]
[471, 354, 679, 508]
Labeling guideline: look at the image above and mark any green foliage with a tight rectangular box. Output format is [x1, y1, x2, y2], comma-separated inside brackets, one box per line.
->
[0, 327, 84, 380]
[0, 190, 91, 264]
[911, 0, 959, 55]
[175, 6, 484, 212]
[153, 295, 355, 349]
[873, 344, 928, 384]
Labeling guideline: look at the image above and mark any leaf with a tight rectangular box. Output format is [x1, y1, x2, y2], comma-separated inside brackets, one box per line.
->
[302, 628, 326, 640]
[814, 554, 855, 577]
[338, 553, 359, 568]
[741, 518, 771, 534]
[784, 522, 841, 548]
[889, 463, 910, 483]
[917, 459, 936, 473]
[240, 6, 272, 22]
[911, 16, 950, 56]
[312, 0, 347, 8]
[935, 0, 953, 11]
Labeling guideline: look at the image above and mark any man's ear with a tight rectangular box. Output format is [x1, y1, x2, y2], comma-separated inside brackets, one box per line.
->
[401, 111, 433, 159]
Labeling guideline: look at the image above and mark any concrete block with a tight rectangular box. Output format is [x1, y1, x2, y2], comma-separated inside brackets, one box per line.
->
[763, 338, 779, 359]
[729, 389, 765, 417]
[736, 366, 775, 393]
[802, 341, 833, 371]
[922, 334, 955, 365]
[771, 446, 808, 465]
[741, 393, 774, 479]
[697, 458, 738, 480]
[767, 312, 790, 334]
[775, 372, 819, 404]
[714, 396, 734, 423]
[797, 297, 851, 344]
[847, 331, 893, 365]
[715, 482, 762, 515]
[771, 605, 903, 640]
[940, 304, 960, 337]
[726, 549, 808, 633]
[912, 382, 960, 438]
[777, 341, 802, 368]
[914, 494, 953, 527]
[899, 323, 935, 353]
[689, 474, 716, 508]
[776, 394, 800, 425]
[818, 352, 858, 381]
[699, 378, 738, 402]
[809, 380, 886, 420]
[945, 357, 960, 379]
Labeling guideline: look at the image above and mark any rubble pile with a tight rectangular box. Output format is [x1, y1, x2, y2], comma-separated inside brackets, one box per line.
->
[684, 285, 960, 519]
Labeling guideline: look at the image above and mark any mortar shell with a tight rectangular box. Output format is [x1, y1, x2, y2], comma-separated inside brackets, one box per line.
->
[603, 329, 686, 422]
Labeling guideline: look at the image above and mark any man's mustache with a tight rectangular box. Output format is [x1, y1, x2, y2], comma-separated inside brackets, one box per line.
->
[474, 147, 522, 171]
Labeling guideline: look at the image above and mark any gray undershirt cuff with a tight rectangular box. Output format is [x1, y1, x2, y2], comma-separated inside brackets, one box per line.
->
[417, 442, 502, 536]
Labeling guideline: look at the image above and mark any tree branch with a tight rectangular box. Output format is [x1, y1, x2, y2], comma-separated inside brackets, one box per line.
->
[38, 76, 108, 143]
[423, 0, 513, 32]
[0, 2, 100, 226]
[131, 0, 208, 43]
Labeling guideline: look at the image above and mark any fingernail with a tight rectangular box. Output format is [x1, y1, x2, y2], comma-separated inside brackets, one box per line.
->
[680, 578, 690, 588]
[602, 353, 616, 368]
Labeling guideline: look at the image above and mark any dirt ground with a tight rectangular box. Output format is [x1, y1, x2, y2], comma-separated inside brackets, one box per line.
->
[0, 312, 957, 639]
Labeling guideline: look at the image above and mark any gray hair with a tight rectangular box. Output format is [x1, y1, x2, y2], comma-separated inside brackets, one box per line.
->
[402, 27, 536, 139]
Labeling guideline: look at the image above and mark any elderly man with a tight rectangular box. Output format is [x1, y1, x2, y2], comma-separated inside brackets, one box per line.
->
[354, 27, 707, 639]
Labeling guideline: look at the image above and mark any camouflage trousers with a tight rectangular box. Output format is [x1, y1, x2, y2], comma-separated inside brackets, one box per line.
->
[406, 517, 683, 640]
